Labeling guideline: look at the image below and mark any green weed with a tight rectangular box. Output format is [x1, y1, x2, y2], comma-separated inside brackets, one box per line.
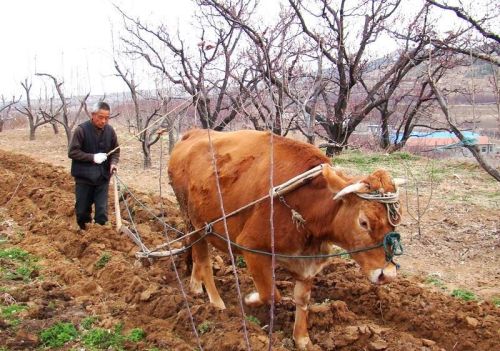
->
[331, 247, 350, 260]
[95, 253, 111, 269]
[83, 323, 125, 350]
[0, 247, 39, 281]
[81, 316, 99, 330]
[127, 328, 146, 342]
[236, 256, 246, 268]
[333, 150, 419, 173]
[40, 322, 79, 348]
[391, 152, 419, 161]
[4, 263, 39, 281]
[491, 296, 500, 307]
[246, 315, 261, 326]
[0, 247, 30, 260]
[1, 304, 27, 318]
[197, 320, 213, 335]
[451, 289, 476, 301]
[425, 276, 447, 290]
[340, 253, 350, 260]
[1, 303, 27, 328]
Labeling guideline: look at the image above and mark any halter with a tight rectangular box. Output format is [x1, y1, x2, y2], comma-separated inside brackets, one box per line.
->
[356, 190, 402, 227]
[356, 191, 403, 266]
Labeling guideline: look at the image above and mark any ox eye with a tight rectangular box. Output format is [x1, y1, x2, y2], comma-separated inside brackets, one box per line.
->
[359, 219, 369, 230]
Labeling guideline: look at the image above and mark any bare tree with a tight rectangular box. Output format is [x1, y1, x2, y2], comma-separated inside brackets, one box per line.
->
[36, 73, 90, 144]
[117, 4, 249, 131]
[487, 63, 500, 134]
[428, 64, 500, 181]
[204, 0, 434, 154]
[0, 95, 20, 133]
[371, 62, 450, 152]
[114, 60, 166, 168]
[426, 0, 500, 66]
[16, 79, 52, 140]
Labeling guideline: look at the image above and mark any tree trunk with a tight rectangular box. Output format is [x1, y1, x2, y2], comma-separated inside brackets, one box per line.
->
[51, 122, 59, 135]
[29, 122, 36, 141]
[465, 145, 500, 181]
[142, 140, 152, 169]
[325, 145, 343, 157]
[429, 77, 500, 182]
[380, 117, 390, 149]
[0, 119, 4, 133]
[168, 128, 176, 154]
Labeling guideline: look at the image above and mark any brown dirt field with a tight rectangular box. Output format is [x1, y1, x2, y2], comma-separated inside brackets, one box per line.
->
[0, 125, 499, 350]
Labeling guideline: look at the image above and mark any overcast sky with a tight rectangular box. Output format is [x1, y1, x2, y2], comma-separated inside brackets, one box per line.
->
[0, 0, 491, 101]
[0, 0, 199, 98]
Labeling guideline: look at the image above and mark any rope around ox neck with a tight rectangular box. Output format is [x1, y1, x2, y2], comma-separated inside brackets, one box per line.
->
[204, 226, 403, 262]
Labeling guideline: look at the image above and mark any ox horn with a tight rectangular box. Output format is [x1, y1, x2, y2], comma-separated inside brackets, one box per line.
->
[393, 178, 407, 186]
[333, 182, 367, 200]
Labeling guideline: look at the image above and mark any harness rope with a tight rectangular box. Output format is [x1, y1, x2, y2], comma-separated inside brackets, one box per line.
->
[114, 167, 404, 263]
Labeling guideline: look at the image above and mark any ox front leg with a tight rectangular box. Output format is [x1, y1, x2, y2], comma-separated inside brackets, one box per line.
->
[293, 279, 313, 350]
[244, 253, 282, 307]
[190, 239, 226, 309]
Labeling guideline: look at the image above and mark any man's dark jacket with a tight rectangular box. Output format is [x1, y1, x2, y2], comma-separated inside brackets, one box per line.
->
[68, 120, 119, 185]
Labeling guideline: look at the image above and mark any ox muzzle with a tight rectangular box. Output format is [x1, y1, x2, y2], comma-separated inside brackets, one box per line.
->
[369, 232, 403, 284]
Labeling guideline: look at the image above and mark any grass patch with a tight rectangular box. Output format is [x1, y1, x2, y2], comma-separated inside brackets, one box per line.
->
[0, 247, 39, 282]
[425, 276, 447, 290]
[95, 253, 111, 269]
[0, 247, 30, 261]
[246, 315, 261, 326]
[127, 328, 146, 342]
[197, 320, 213, 335]
[333, 150, 419, 174]
[491, 297, 500, 307]
[1, 303, 27, 327]
[81, 316, 99, 330]
[40, 322, 79, 348]
[83, 323, 125, 350]
[1, 304, 27, 318]
[451, 289, 477, 302]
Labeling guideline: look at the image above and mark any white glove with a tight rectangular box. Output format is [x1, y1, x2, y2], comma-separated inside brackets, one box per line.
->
[93, 153, 107, 164]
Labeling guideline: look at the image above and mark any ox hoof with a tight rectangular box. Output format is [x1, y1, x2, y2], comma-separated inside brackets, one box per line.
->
[210, 299, 226, 310]
[244, 292, 264, 307]
[190, 280, 204, 295]
[295, 336, 314, 350]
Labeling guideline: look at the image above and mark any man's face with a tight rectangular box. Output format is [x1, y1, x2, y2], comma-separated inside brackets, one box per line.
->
[91, 109, 110, 129]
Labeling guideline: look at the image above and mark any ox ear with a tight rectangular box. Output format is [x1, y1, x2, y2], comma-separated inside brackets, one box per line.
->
[322, 166, 346, 192]
[323, 166, 366, 200]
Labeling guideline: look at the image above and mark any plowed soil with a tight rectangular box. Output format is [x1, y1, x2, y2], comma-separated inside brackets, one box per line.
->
[0, 132, 499, 350]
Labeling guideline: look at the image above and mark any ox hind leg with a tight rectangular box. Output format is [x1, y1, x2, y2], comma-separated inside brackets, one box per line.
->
[190, 237, 226, 309]
[242, 252, 282, 307]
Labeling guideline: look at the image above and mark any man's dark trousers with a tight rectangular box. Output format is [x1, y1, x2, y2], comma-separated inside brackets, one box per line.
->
[75, 182, 109, 229]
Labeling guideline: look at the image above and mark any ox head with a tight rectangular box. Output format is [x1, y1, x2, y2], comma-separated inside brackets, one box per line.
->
[322, 166, 405, 285]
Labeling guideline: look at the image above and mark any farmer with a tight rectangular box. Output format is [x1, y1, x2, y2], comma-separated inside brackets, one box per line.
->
[68, 101, 120, 231]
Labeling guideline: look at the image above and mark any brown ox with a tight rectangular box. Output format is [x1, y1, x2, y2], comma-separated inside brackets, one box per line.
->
[168, 129, 402, 349]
